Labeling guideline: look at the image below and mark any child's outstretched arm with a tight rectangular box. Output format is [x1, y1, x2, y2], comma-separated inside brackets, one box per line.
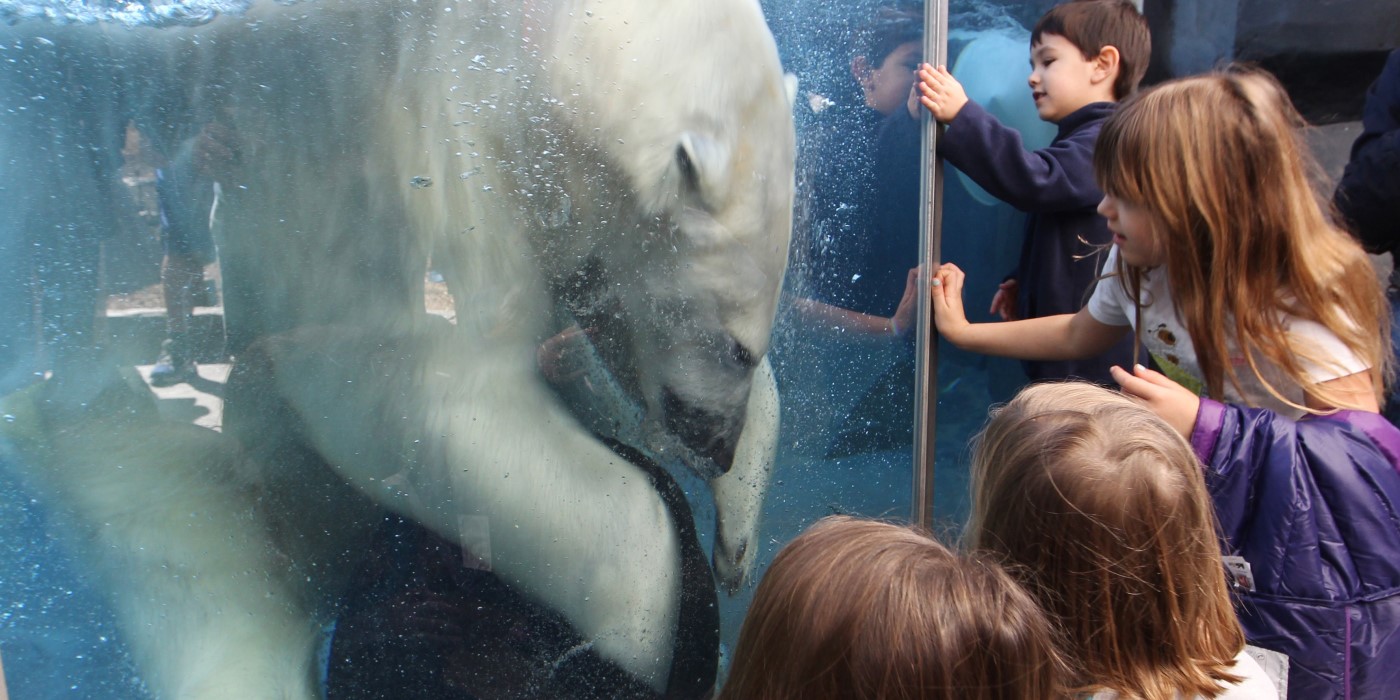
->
[932, 263, 1127, 360]
[914, 63, 1104, 212]
[1115, 354, 1380, 422]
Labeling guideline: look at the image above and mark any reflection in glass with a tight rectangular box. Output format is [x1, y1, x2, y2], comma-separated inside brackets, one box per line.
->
[1, 0, 798, 696]
[0, 0, 1064, 695]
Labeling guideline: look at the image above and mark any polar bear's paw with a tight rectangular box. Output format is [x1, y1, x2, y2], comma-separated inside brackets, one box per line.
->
[708, 358, 778, 594]
[712, 515, 756, 595]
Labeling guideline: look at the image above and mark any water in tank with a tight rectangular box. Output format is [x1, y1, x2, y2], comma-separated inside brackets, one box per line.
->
[0, 0, 1130, 696]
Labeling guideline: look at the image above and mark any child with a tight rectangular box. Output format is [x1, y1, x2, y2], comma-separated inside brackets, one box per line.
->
[916, 0, 1149, 385]
[801, 5, 924, 319]
[719, 515, 1066, 700]
[1116, 363, 1400, 699]
[931, 67, 1391, 417]
[967, 382, 1277, 699]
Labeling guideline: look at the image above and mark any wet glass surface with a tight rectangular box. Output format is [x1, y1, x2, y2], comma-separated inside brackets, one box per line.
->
[0, 0, 1058, 696]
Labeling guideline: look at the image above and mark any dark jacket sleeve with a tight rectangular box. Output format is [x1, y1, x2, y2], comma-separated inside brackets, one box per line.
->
[936, 99, 1101, 213]
[1335, 50, 1400, 256]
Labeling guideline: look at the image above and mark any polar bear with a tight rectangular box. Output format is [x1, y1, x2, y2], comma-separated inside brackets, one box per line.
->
[0, 0, 794, 696]
[0, 371, 327, 699]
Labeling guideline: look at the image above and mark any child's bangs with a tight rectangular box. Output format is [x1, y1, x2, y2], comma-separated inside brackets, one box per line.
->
[1093, 97, 1153, 204]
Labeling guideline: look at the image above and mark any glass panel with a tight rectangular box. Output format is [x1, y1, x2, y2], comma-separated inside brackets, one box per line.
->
[928, 0, 1057, 529]
[0, 0, 918, 696]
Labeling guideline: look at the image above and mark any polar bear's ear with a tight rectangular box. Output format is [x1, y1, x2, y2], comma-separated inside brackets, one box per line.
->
[676, 132, 730, 211]
[783, 73, 799, 106]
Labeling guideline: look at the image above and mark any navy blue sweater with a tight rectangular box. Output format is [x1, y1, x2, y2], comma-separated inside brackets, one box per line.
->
[938, 100, 1133, 384]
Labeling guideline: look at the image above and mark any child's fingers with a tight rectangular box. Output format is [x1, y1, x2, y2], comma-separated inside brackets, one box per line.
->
[920, 66, 951, 86]
[1113, 365, 1201, 438]
[1109, 365, 1158, 400]
[1111, 364, 1178, 401]
[1126, 363, 1185, 391]
[931, 268, 970, 332]
[936, 265, 965, 298]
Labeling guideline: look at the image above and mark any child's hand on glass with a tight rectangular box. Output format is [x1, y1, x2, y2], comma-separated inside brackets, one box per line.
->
[536, 324, 595, 385]
[889, 267, 921, 337]
[1111, 364, 1202, 439]
[930, 262, 971, 341]
[917, 64, 968, 124]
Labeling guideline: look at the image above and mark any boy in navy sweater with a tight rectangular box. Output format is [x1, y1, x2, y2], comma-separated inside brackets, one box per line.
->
[916, 0, 1149, 384]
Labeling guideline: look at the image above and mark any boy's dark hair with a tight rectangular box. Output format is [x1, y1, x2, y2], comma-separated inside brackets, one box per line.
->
[1032, 0, 1150, 100]
[852, 5, 923, 65]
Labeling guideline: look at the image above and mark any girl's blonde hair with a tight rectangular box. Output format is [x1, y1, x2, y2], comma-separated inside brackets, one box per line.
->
[1094, 66, 1391, 413]
[967, 382, 1244, 700]
[721, 515, 1067, 700]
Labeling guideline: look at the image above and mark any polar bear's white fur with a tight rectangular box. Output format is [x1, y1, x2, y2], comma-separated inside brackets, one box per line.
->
[0, 0, 794, 696]
[0, 373, 325, 699]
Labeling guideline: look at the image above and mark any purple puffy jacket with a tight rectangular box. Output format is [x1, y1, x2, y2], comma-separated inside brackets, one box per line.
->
[1192, 398, 1400, 699]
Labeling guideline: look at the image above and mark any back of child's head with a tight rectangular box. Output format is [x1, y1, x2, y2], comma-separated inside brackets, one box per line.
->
[720, 515, 1065, 700]
[1094, 67, 1391, 411]
[967, 382, 1244, 700]
[1031, 0, 1151, 100]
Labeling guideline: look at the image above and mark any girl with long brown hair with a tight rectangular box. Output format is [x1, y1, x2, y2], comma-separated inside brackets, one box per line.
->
[967, 382, 1276, 699]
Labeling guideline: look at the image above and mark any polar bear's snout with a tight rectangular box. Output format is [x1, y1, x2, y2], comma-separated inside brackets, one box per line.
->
[661, 385, 746, 476]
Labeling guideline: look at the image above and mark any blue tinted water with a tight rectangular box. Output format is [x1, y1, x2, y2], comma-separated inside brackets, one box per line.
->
[0, 462, 146, 699]
[0, 0, 251, 27]
[0, 0, 1043, 695]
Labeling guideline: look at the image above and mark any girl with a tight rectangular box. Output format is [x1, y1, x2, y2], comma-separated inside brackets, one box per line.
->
[967, 382, 1277, 699]
[1117, 363, 1400, 699]
[720, 515, 1066, 700]
[931, 67, 1391, 420]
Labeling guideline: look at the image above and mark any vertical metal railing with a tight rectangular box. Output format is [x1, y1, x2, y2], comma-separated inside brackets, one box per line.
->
[911, 0, 948, 529]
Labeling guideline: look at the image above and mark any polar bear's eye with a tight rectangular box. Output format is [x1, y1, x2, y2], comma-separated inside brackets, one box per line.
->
[675, 132, 730, 211]
[675, 144, 698, 189]
[729, 338, 758, 369]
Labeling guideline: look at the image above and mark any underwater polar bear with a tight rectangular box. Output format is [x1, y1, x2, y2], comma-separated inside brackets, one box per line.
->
[0, 0, 795, 696]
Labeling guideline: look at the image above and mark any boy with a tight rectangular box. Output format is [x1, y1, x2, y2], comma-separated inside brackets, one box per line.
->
[802, 5, 923, 319]
[916, 0, 1149, 385]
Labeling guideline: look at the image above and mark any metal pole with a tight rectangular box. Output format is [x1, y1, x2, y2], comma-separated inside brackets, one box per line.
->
[911, 0, 948, 529]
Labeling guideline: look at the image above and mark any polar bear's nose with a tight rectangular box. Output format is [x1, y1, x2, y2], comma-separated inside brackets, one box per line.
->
[662, 387, 741, 474]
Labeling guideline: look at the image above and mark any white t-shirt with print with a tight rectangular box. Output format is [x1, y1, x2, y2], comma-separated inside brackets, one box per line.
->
[1085, 247, 1368, 418]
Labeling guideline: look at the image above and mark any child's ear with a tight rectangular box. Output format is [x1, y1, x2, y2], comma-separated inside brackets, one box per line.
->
[851, 56, 874, 87]
[1092, 46, 1122, 88]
